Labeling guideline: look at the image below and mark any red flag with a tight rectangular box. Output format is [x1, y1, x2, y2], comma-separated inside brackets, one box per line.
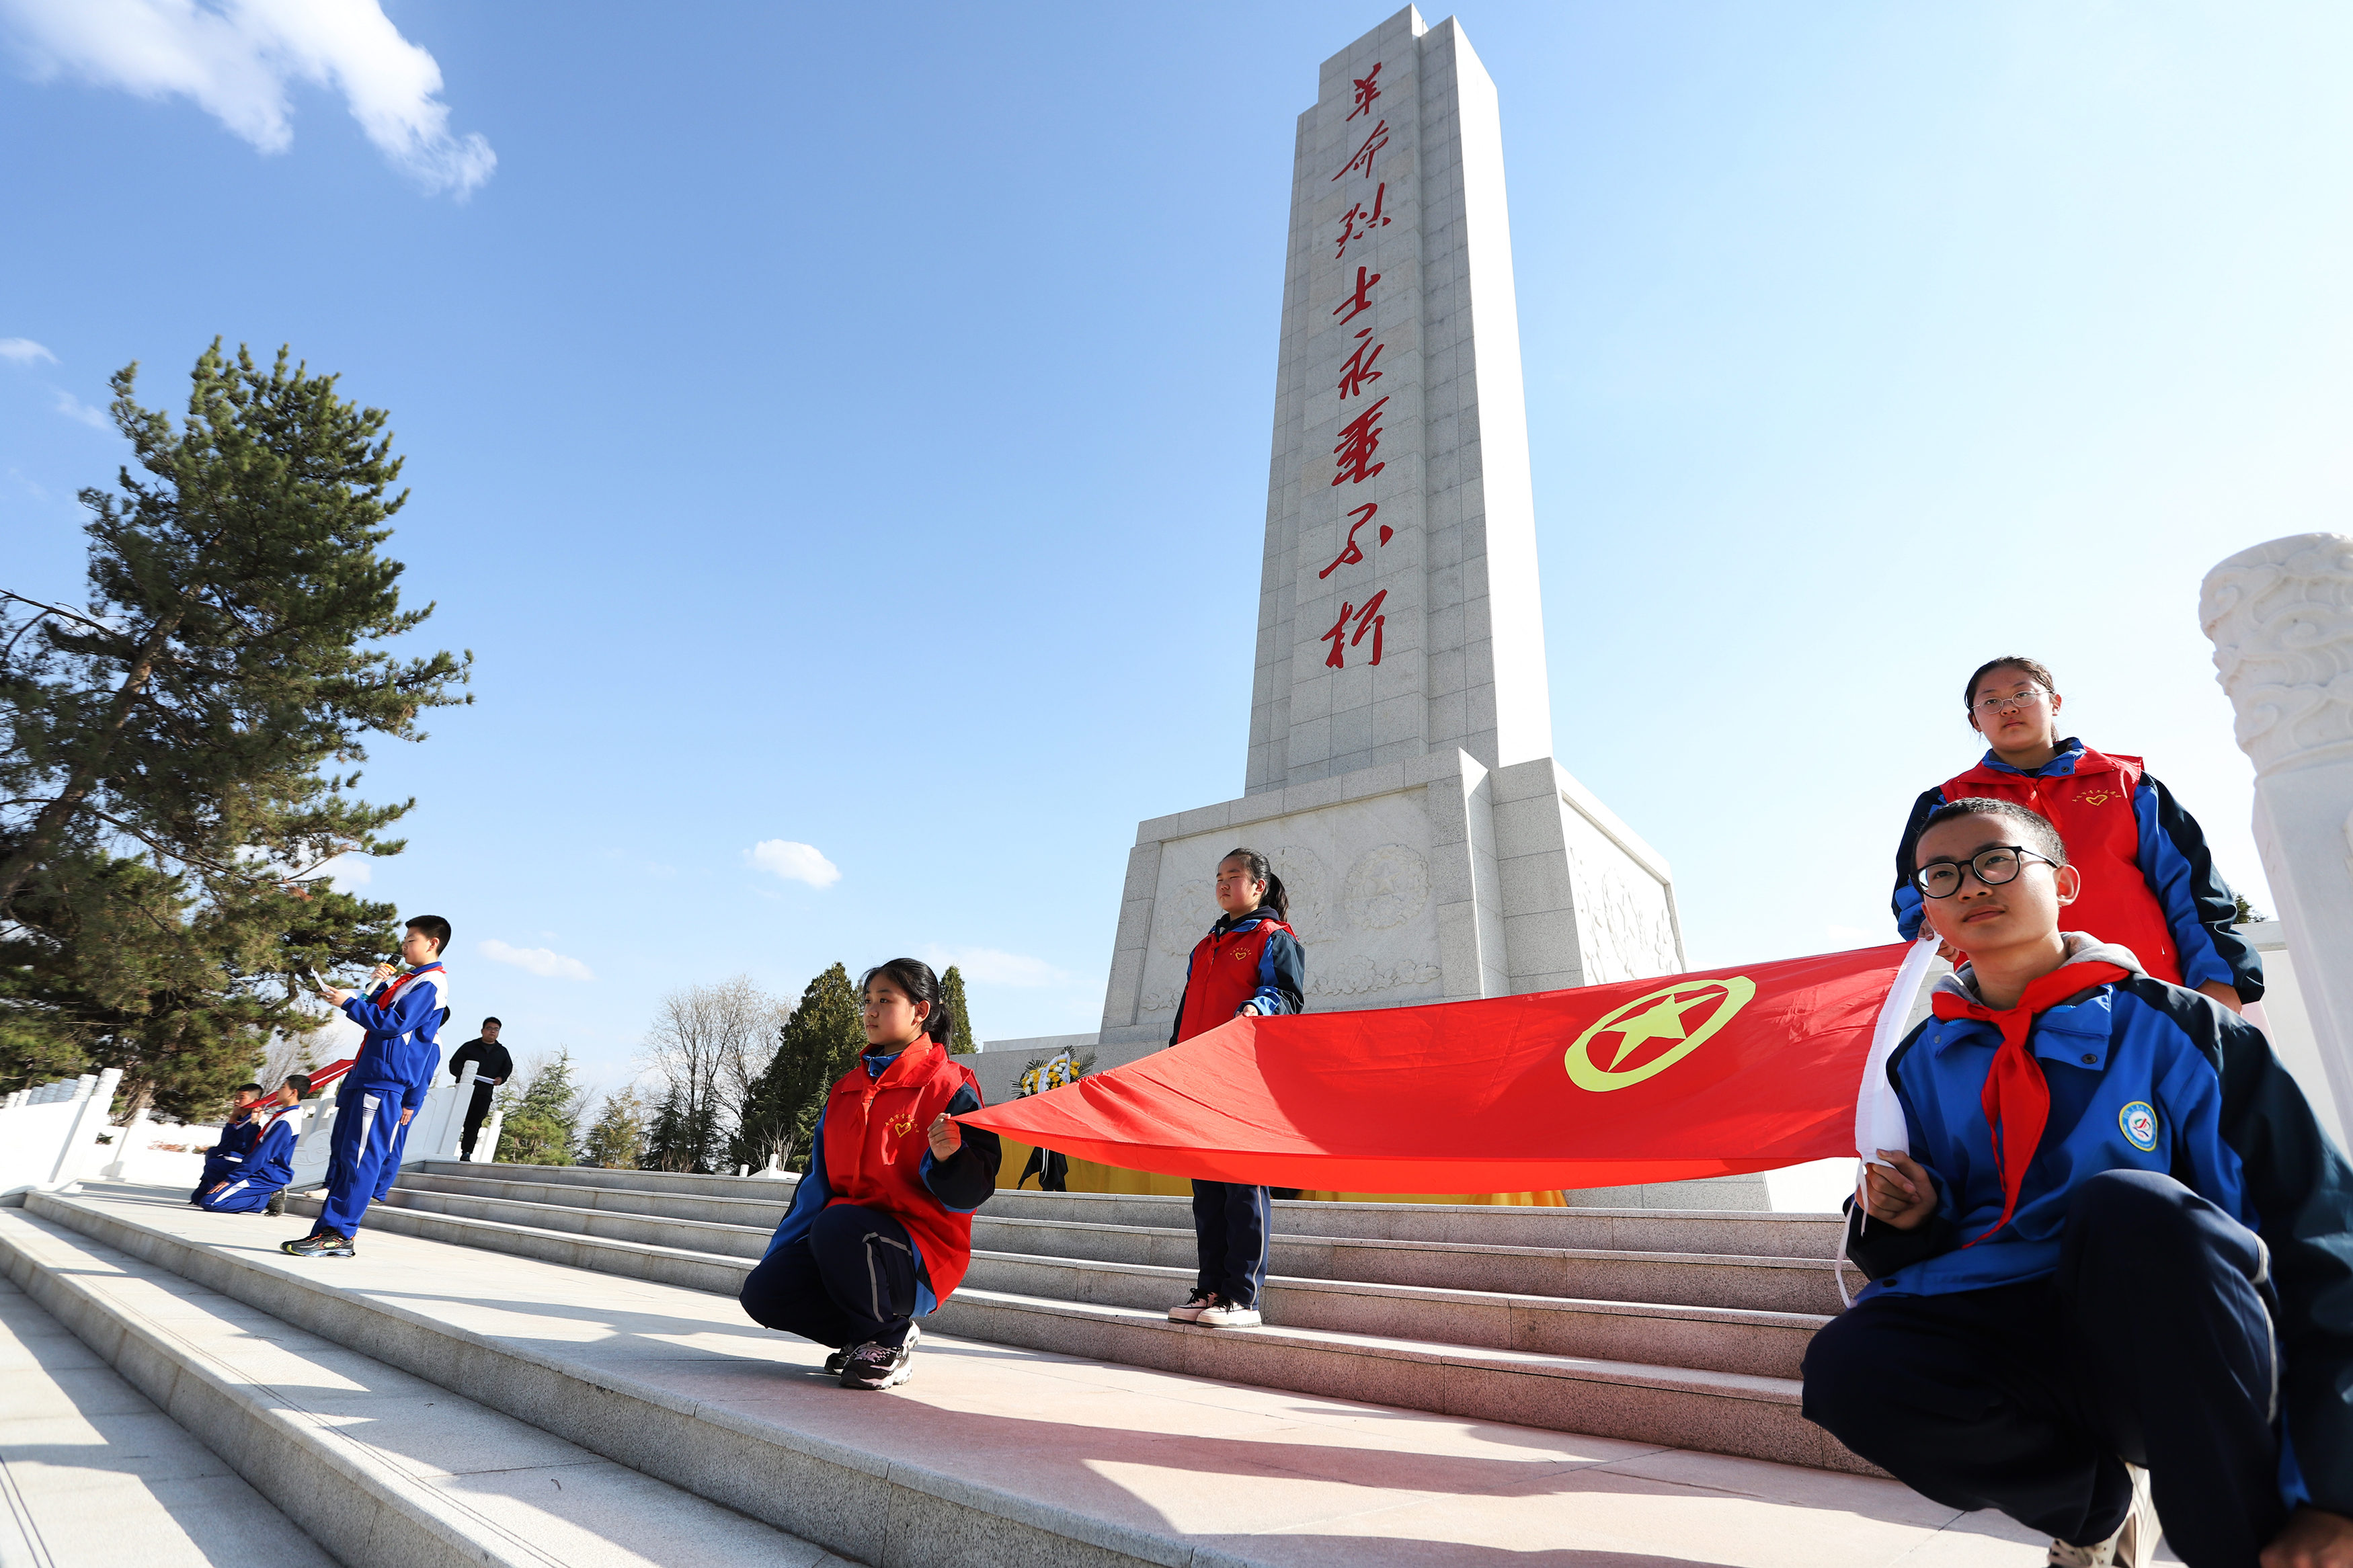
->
[305, 1058, 357, 1095]
[961, 945, 1910, 1192]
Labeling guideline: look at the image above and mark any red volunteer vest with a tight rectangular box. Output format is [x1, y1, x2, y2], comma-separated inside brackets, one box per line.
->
[1174, 914, 1295, 1044]
[1941, 747, 2182, 985]
[820, 1038, 983, 1301]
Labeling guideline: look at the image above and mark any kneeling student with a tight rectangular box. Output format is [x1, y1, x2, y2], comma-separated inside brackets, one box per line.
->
[739, 960, 1000, 1391]
[190, 1082, 265, 1204]
[198, 1075, 311, 1214]
[1805, 798, 2353, 1568]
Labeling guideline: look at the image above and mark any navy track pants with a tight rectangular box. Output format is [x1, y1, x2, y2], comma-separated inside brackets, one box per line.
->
[1802, 1169, 2285, 1566]
[198, 1174, 284, 1214]
[739, 1204, 920, 1351]
[319, 1083, 406, 1238]
[1191, 1180, 1270, 1308]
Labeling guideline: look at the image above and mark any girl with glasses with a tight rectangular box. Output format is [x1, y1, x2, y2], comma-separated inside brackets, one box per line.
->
[1890, 656, 2262, 1013]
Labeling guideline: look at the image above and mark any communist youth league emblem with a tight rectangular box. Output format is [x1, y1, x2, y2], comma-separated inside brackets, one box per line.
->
[1562, 977, 1758, 1093]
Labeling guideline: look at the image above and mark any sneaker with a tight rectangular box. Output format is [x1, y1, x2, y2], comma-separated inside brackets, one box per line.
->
[264, 1192, 286, 1217]
[839, 1323, 920, 1391]
[2048, 1464, 2159, 1567]
[1196, 1298, 1262, 1328]
[1167, 1288, 1217, 1323]
[823, 1348, 848, 1376]
[279, 1230, 354, 1258]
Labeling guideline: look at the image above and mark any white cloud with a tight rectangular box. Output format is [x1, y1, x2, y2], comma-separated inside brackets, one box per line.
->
[51, 389, 107, 428]
[0, 0, 495, 196]
[0, 337, 56, 365]
[317, 852, 370, 887]
[480, 938, 594, 983]
[920, 946, 1070, 988]
[747, 839, 840, 889]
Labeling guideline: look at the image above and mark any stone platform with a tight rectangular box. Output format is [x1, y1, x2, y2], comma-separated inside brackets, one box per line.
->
[0, 1176, 2145, 1566]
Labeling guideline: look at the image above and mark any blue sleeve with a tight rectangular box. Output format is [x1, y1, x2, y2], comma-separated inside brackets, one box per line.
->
[764, 1110, 830, 1259]
[1168, 948, 1197, 1047]
[1252, 929, 1306, 1016]
[1892, 787, 1946, 940]
[918, 1083, 1002, 1213]
[254, 1120, 298, 1184]
[340, 975, 445, 1039]
[2132, 776, 2264, 999]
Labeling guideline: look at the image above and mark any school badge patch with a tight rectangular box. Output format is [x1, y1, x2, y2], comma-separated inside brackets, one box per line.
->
[2118, 1101, 2159, 1152]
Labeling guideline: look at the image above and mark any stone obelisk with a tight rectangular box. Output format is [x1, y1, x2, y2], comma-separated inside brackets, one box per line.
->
[1099, 6, 1684, 1046]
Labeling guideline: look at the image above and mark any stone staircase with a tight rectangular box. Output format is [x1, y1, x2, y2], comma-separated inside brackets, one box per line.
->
[0, 1174, 2069, 1568]
[294, 1160, 1862, 1473]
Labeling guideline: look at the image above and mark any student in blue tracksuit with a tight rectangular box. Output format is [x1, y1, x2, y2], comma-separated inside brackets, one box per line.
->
[190, 1082, 264, 1204]
[282, 916, 450, 1258]
[198, 1075, 312, 1213]
[1804, 798, 2353, 1568]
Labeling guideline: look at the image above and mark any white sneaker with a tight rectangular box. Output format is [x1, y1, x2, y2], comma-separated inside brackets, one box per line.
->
[1196, 1298, 1262, 1328]
[2048, 1464, 2159, 1568]
[1167, 1288, 1215, 1323]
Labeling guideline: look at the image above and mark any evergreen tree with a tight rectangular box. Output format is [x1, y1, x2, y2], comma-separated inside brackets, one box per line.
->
[641, 1081, 722, 1173]
[0, 341, 467, 1107]
[495, 1048, 585, 1165]
[733, 962, 862, 1173]
[941, 964, 979, 1055]
[578, 1087, 649, 1169]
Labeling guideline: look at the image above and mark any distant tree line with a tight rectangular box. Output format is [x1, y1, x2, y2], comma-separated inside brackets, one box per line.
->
[561, 963, 979, 1175]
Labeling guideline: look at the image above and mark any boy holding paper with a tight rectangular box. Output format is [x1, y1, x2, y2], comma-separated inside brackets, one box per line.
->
[1806, 797, 2353, 1568]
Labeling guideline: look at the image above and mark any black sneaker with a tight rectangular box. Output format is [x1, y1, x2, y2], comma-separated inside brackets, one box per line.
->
[823, 1349, 848, 1376]
[264, 1192, 286, 1217]
[839, 1323, 920, 1391]
[280, 1230, 353, 1257]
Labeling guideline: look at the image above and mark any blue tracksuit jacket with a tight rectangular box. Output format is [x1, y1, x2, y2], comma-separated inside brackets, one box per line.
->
[1846, 939, 2353, 1514]
[337, 964, 448, 1115]
[200, 1114, 299, 1208]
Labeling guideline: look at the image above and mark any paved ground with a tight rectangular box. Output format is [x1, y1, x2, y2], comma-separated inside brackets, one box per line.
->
[22, 1186, 2163, 1568]
[0, 1270, 337, 1568]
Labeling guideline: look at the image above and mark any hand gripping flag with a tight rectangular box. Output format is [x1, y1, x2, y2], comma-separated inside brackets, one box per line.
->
[960, 944, 1931, 1192]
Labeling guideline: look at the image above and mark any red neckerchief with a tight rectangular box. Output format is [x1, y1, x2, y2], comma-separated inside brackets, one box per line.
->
[1930, 958, 2129, 1245]
[369, 962, 442, 1006]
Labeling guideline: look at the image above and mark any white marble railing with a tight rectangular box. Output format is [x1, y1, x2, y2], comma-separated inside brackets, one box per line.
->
[287, 1061, 485, 1188]
[0, 1069, 123, 1198]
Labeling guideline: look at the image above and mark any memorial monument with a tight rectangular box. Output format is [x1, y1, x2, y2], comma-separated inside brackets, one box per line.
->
[1099, 7, 1683, 1046]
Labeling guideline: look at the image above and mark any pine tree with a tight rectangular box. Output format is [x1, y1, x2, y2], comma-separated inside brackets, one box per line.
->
[495, 1048, 585, 1165]
[578, 1087, 649, 1169]
[734, 962, 862, 1173]
[941, 964, 979, 1054]
[0, 341, 467, 1108]
[641, 1081, 722, 1173]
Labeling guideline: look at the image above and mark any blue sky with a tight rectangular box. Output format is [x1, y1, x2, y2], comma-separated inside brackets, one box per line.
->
[4, 2, 2349, 1106]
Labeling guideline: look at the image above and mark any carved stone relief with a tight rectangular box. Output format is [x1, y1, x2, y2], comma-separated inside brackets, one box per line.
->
[1568, 844, 1678, 985]
[2200, 533, 2353, 776]
[1342, 843, 1429, 932]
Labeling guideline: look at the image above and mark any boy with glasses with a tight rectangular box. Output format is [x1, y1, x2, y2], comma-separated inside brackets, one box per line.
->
[1892, 657, 2261, 1013]
[1808, 797, 2353, 1567]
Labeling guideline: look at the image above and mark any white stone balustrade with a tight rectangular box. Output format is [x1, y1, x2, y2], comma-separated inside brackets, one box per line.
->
[0, 1068, 122, 1198]
[2200, 532, 2353, 1133]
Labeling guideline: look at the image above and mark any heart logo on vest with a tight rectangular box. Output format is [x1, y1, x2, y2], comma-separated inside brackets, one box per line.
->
[1563, 978, 1757, 1094]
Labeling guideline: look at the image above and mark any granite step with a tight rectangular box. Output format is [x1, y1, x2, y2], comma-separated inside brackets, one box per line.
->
[382, 1174, 1851, 1315]
[0, 1202, 841, 1568]
[23, 1185, 2004, 1568]
[407, 1160, 1847, 1257]
[281, 1188, 1846, 1453]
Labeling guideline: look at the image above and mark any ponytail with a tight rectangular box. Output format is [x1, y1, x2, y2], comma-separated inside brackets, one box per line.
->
[1222, 847, 1289, 923]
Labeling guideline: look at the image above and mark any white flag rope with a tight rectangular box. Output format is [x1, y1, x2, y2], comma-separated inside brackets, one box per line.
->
[1834, 932, 1946, 1307]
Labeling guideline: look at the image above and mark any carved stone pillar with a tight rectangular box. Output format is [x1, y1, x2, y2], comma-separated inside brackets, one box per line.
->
[2199, 532, 2353, 1124]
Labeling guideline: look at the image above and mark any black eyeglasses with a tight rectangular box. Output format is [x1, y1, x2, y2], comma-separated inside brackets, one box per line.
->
[1913, 844, 2059, 899]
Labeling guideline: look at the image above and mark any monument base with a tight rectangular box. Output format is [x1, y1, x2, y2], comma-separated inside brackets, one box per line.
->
[1099, 749, 1685, 1047]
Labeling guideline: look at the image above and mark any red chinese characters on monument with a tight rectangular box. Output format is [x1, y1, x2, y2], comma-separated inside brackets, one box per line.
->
[1320, 65, 1403, 669]
[1320, 590, 1389, 669]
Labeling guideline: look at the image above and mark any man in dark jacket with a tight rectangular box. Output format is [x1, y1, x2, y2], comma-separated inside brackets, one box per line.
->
[445, 1018, 513, 1161]
[1808, 797, 2353, 1568]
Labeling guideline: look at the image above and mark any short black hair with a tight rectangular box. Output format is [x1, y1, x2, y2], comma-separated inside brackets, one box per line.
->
[406, 915, 452, 952]
[237, 1082, 262, 1094]
[482, 1016, 502, 1027]
[284, 1073, 313, 1099]
[1916, 796, 2067, 868]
